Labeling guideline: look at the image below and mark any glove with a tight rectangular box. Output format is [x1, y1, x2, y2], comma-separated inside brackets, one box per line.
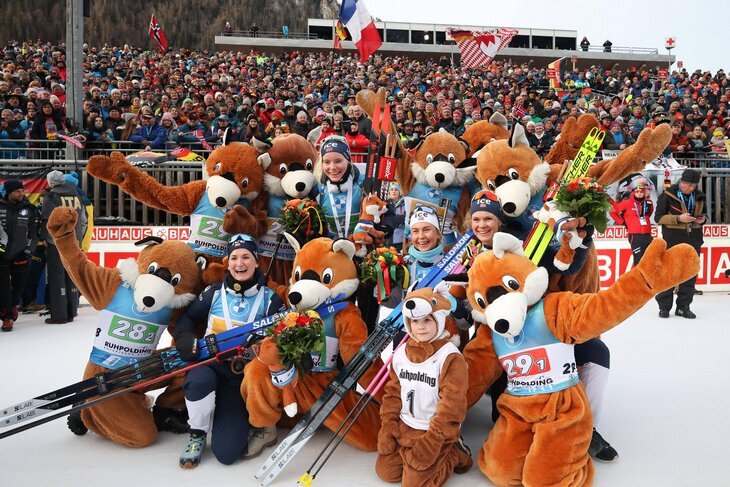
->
[174, 330, 199, 362]
[403, 431, 444, 471]
[377, 420, 399, 456]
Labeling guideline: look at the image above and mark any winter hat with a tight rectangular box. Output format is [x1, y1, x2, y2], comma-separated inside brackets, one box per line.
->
[47, 170, 66, 187]
[320, 136, 351, 161]
[3, 179, 23, 195]
[122, 112, 136, 123]
[470, 190, 503, 219]
[227, 233, 258, 259]
[680, 169, 700, 184]
[402, 287, 452, 342]
[409, 206, 440, 232]
[160, 112, 175, 124]
[271, 109, 285, 121]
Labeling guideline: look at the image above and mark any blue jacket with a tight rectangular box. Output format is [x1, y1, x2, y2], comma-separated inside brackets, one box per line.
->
[130, 121, 167, 149]
[175, 122, 206, 144]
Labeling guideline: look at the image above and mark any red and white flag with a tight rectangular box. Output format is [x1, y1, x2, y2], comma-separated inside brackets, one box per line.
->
[448, 28, 518, 68]
[149, 14, 169, 51]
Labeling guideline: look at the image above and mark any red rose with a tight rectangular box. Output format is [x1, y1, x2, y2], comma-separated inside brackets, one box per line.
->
[567, 182, 579, 192]
[296, 315, 310, 326]
[274, 323, 286, 333]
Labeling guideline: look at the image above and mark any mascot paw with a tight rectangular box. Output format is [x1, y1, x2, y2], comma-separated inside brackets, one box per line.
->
[366, 226, 386, 246]
[636, 239, 700, 291]
[47, 207, 79, 238]
[633, 124, 672, 162]
[377, 424, 399, 456]
[202, 261, 227, 285]
[283, 402, 298, 417]
[223, 205, 257, 235]
[87, 152, 130, 184]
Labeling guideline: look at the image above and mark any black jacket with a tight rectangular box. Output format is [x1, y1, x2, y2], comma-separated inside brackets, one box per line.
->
[0, 196, 40, 260]
[40, 183, 87, 245]
[655, 183, 705, 247]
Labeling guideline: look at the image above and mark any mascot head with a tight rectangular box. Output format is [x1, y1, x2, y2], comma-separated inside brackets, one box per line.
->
[117, 236, 206, 313]
[283, 235, 359, 310]
[410, 131, 475, 189]
[475, 123, 550, 218]
[402, 287, 452, 343]
[252, 134, 318, 199]
[204, 142, 266, 209]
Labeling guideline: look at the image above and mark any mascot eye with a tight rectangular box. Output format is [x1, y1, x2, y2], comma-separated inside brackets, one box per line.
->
[279, 163, 288, 175]
[305, 159, 313, 170]
[170, 273, 182, 286]
[447, 153, 456, 164]
[487, 179, 496, 191]
[213, 163, 221, 173]
[293, 266, 301, 282]
[426, 154, 433, 164]
[501, 275, 520, 291]
[508, 168, 520, 180]
[473, 292, 487, 310]
[322, 267, 334, 285]
[241, 177, 249, 188]
[147, 262, 158, 274]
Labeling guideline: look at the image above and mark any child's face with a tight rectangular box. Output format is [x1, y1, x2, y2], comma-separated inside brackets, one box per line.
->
[409, 315, 439, 343]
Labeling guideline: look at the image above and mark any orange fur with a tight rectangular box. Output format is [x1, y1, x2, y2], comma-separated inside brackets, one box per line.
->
[461, 118, 511, 156]
[351, 193, 388, 257]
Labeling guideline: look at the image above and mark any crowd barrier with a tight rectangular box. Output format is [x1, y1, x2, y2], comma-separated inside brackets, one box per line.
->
[1, 156, 729, 225]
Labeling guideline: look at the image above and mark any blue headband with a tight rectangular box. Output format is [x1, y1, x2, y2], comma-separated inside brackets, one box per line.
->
[227, 233, 258, 259]
[320, 137, 351, 161]
[470, 190, 503, 219]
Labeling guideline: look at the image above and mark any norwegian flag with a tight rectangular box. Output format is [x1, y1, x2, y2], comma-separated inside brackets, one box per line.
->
[149, 14, 169, 51]
[511, 104, 528, 120]
[448, 27, 518, 68]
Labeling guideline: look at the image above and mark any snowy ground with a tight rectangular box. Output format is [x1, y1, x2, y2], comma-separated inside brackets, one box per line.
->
[1, 293, 729, 487]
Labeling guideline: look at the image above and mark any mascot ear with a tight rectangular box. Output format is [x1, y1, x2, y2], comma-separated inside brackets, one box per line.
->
[457, 137, 471, 155]
[135, 236, 164, 247]
[332, 238, 356, 261]
[406, 135, 425, 152]
[492, 232, 525, 258]
[442, 273, 469, 287]
[196, 255, 208, 270]
[508, 122, 530, 149]
[489, 111, 508, 130]
[283, 232, 302, 254]
[252, 136, 272, 153]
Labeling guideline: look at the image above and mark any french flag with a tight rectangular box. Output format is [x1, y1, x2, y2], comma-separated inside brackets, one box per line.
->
[339, 0, 382, 61]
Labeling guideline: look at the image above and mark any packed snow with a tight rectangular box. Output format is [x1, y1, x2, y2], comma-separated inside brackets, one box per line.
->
[1, 293, 728, 487]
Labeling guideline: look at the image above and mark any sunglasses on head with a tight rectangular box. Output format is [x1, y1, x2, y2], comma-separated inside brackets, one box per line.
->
[229, 233, 255, 244]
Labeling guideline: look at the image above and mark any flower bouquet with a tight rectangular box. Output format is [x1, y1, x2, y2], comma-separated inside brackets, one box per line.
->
[279, 198, 328, 244]
[360, 247, 410, 303]
[553, 176, 612, 232]
[267, 310, 325, 375]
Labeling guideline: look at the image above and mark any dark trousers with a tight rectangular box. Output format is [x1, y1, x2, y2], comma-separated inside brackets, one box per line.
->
[46, 244, 79, 321]
[0, 254, 30, 319]
[184, 362, 250, 465]
[22, 244, 46, 304]
[628, 233, 653, 265]
[656, 240, 701, 311]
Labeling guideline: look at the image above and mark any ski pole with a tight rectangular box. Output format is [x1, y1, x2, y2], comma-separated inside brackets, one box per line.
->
[298, 334, 408, 486]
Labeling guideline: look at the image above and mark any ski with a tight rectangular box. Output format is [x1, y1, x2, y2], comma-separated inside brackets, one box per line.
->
[1, 297, 348, 428]
[363, 102, 395, 197]
[363, 101, 382, 194]
[523, 127, 605, 264]
[255, 231, 474, 486]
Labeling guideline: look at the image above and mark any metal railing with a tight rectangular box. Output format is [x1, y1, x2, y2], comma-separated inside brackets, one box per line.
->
[1, 139, 216, 161]
[2, 157, 728, 226]
[220, 30, 318, 40]
[580, 46, 660, 55]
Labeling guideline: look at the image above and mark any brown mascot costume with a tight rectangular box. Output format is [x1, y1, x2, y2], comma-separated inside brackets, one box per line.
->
[86, 143, 270, 284]
[250, 134, 319, 287]
[46, 207, 206, 448]
[241, 235, 382, 451]
[446, 232, 698, 486]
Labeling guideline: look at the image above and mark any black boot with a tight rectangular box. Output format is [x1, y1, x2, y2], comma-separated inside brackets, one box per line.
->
[675, 308, 696, 319]
[153, 405, 190, 434]
[589, 428, 618, 462]
[658, 309, 670, 318]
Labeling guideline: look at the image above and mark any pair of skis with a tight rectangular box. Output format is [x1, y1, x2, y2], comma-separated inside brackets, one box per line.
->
[0, 297, 348, 439]
[363, 102, 398, 198]
[523, 127, 605, 264]
[255, 231, 475, 486]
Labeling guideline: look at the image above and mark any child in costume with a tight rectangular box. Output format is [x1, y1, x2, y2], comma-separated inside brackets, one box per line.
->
[315, 136, 365, 240]
[173, 233, 285, 468]
[376, 287, 473, 487]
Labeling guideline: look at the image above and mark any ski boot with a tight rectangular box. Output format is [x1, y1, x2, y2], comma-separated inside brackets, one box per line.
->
[244, 426, 277, 458]
[589, 428, 618, 462]
[179, 429, 207, 469]
[153, 405, 190, 434]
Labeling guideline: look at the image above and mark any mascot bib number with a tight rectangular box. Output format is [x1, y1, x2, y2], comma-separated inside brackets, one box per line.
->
[187, 196, 249, 258]
[257, 217, 296, 261]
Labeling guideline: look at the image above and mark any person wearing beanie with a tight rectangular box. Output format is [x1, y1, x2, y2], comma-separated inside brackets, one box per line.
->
[315, 136, 365, 239]
[0, 179, 40, 331]
[654, 168, 706, 319]
[173, 233, 285, 468]
[381, 181, 406, 250]
[610, 176, 655, 265]
[40, 170, 87, 324]
[376, 285, 473, 485]
[463, 190, 618, 461]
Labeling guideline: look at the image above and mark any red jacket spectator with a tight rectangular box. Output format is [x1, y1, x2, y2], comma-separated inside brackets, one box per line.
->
[610, 192, 653, 235]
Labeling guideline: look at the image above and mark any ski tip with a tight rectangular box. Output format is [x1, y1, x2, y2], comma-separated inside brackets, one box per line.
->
[298, 472, 314, 487]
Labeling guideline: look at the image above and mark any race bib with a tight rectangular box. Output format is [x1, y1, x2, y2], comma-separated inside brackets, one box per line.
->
[257, 217, 296, 260]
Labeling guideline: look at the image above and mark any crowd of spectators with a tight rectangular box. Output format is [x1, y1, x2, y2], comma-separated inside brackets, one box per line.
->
[1, 39, 730, 162]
